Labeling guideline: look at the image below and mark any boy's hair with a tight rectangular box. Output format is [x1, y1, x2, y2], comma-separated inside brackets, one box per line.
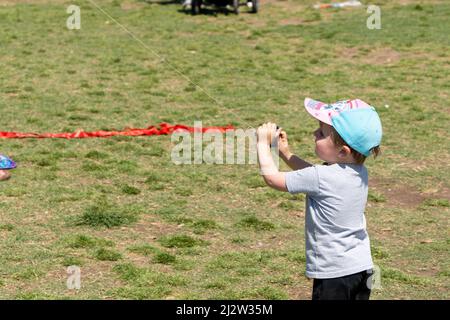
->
[330, 127, 381, 164]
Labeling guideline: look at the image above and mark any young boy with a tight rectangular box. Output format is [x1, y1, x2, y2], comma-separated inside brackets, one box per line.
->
[256, 98, 382, 300]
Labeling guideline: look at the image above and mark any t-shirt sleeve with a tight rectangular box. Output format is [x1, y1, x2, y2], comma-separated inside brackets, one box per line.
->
[285, 166, 320, 196]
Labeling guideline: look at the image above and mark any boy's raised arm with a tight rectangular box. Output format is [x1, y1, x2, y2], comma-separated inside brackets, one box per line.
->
[256, 123, 288, 192]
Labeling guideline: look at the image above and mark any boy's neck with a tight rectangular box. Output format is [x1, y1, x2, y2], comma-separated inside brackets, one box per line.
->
[323, 159, 360, 166]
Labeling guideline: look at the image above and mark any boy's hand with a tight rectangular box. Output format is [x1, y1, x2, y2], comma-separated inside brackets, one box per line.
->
[278, 130, 291, 158]
[257, 122, 279, 146]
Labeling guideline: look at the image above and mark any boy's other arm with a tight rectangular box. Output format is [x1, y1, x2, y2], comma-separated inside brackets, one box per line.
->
[278, 130, 312, 170]
[280, 152, 313, 171]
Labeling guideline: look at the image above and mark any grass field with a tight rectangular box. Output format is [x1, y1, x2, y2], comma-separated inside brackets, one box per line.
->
[0, 0, 449, 299]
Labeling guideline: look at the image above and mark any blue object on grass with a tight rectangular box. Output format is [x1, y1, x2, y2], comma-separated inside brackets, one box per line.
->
[0, 154, 16, 170]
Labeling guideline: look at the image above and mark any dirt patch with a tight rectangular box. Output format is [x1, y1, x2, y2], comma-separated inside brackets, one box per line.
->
[121, 1, 146, 11]
[397, 0, 445, 5]
[285, 278, 313, 299]
[340, 47, 359, 59]
[371, 178, 450, 209]
[278, 18, 304, 26]
[362, 47, 401, 65]
[260, 0, 285, 5]
[0, 0, 68, 6]
[338, 45, 449, 68]
[262, 0, 304, 14]
[370, 177, 425, 209]
[245, 18, 267, 28]
[337, 46, 401, 65]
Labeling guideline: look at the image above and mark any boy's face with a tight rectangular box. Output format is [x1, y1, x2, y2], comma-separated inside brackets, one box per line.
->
[313, 122, 341, 164]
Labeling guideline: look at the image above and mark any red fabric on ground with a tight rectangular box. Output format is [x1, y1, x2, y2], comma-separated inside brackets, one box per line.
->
[0, 123, 234, 139]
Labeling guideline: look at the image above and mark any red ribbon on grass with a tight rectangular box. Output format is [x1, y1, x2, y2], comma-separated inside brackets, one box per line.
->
[0, 123, 234, 139]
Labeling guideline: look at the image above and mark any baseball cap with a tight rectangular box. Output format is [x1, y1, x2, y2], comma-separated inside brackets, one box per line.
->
[304, 98, 382, 156]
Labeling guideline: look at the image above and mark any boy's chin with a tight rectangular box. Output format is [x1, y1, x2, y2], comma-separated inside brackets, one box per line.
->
[314, 150, 326, 161]
[315, 151, 333, 164]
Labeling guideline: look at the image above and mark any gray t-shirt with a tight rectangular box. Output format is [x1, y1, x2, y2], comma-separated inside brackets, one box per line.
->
[285, 163, 373, 279]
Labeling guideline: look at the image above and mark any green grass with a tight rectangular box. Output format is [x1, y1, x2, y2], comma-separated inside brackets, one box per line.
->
[66, 234, 115, 248]
[422, 198, 449, 208]
[0, 0, 448, 299]
[62, 256, 84, 267]
[95, 248, 122, 261]
[153, 252, 176, 264]
[368, 191, 386, 203]
[0, 224, 15, 231]
[127, 244, 159, 256]
[236, 216, 276, 231]
[66, 235, 97, 248]
[159, 235, 208, 248]
[120, 184, 141, 195]
[381, 266, 431, 286]
[111, 262, 187, 299]
[76, 200, 139, 228]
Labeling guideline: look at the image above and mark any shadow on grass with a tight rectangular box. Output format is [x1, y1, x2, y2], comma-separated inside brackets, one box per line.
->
[140, 0, 181, 4]
[178, 7, 235, 17]
[140, 0, 252, 17]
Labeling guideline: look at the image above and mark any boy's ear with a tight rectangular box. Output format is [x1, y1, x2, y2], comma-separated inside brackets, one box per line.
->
[338, 145, 352, 158]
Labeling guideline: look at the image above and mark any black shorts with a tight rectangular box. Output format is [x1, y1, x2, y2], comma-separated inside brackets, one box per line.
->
[312, 270, 373, 300]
